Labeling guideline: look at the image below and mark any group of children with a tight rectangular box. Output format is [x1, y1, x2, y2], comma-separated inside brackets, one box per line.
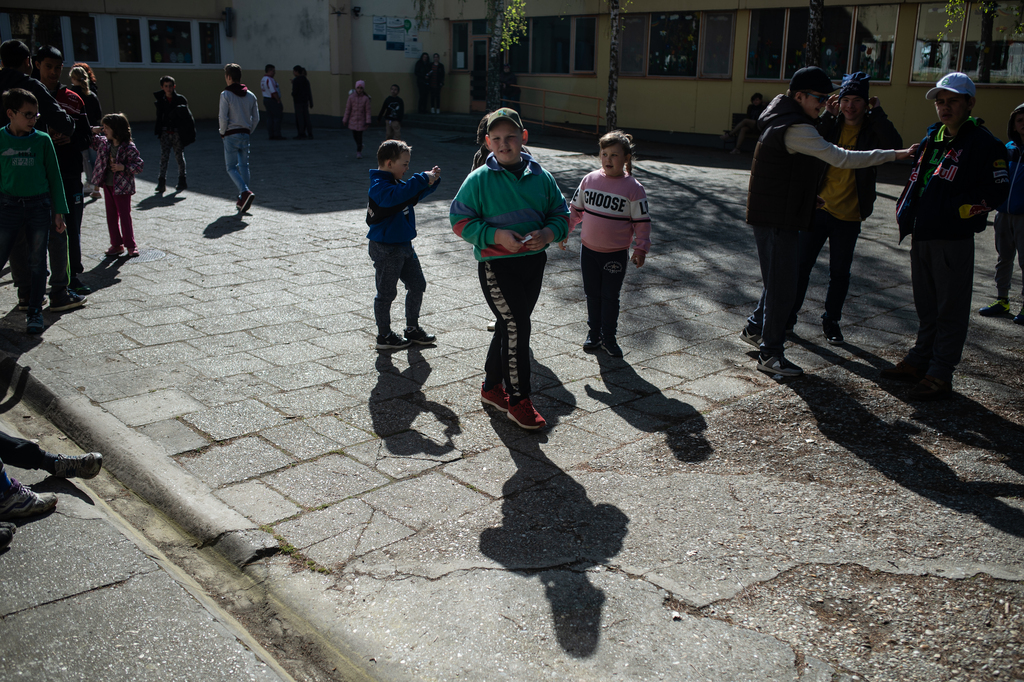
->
[366, 106, 650, 430]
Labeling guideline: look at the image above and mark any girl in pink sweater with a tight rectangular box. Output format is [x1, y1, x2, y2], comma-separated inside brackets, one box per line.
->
[562, 130, 651, 357]
[343, 80, 372, 159]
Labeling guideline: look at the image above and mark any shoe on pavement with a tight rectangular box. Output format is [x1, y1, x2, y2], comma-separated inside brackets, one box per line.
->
[480, 382, 510, 412]
[729, 148, 741, 155]
[238, 190, 255, 213]
[356, 151, 362, 159]
[17, 291, 44, 312]
[128, 247, 140, 257]
[487, 320, 497, 332]
[822, 317, 844, 345]
[25, 308, 44, 334]
[155, 177, 166, 193]
[375, 331, 411, 350]
[602, 337, 624, 358]
[175, 176, 187, 191]
[582, 332, 601, 350]
[49, 288, 86, 312]
[0, 480, 57, 520]
[739, 327, 762, 348]
[0, 521, 14, 550]
[105, 245, 124, 257]
[507, 398, 546, 430]
[405, 326, 437, 345]
[879, 360, 926, 383]
[1015, 307, 1024, 325]
[978, 298, 1010, 316]
[53, 452, 103, 479]
[69, 278, 92, 295]
[756, 353, 803, 377]
[908, 375, 952, 401]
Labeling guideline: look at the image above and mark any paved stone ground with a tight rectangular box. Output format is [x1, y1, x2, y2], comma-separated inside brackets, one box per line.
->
[1, 121, 1021, 681]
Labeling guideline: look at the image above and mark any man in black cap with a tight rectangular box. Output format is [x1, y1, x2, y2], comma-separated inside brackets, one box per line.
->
[788, 72, 903, 345]
[741, 66, 916, 378]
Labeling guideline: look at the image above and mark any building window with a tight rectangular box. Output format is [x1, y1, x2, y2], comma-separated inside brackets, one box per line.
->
[69, 15, 99, 62]
[852, 5, 898, 81]
[700, 12, 734, 78]
[149, 19, 192, 64]
[747, 9, 785, 79]
[117, 18, 142, 63]
[648, 12, 701, 77]
[531, 16, 571, 73]
[508, 24, 529, 74]
[9, 12, 63, 54]
[199, 22, 221, 65]
[452, 23, 469, 70]
[619, 15, 647, 75]
[784, 7, 853, 80]
[574, 17, 596, 72]
[912, 3, 965, 82]
[962, 1, 1024, 84]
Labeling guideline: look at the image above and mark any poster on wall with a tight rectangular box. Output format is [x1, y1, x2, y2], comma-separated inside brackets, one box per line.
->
[404, 21, 421, 59]
[386, 17, 405, 50]
[372, 16, 387, 40]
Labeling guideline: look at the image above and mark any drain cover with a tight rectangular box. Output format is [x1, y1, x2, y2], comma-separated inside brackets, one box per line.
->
[85, 247, 166, 263]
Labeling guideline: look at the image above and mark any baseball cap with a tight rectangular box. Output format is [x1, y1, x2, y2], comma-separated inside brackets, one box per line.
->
[486, 107, 523, 132]
[926, 72, 976, 99]
[789, 66, 836, 95]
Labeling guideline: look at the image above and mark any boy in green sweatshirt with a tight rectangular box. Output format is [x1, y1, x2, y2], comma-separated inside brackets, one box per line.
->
[0, 88, 67, 334]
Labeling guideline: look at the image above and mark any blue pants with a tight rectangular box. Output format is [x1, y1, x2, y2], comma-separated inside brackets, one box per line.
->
[223, 133, 251, 196]
[789, 209, 861, 327]
[746, 226, 800, 358]
[0, 194, 51, 310]
[581, 245, 627, 340]
[368, 240, 426, 336]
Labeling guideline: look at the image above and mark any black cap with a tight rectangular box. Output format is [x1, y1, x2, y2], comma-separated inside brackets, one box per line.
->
[789, 66, 836, 95]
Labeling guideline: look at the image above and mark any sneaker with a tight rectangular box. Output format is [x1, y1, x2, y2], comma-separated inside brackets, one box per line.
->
[0, 480, 57, 520]
[405, 326, 436, 345]
[978, 298, 1010, 316]
[0, 521, 14, 550]
[822, 318, 844, 345]
[756, 353, 803, 377]
[155, 177, 166, 193]
[908, 375, 952, 401]
[507, 398, 546, 430]
[729, 148, 741, 155]
[879, 360, 926, 383]
[375, 331, 411, 350]
[602, 337, 624, 358]
[53, 452, 103, 479]
[582, 332, 601, 350]
[240, 190, 255, 213]
[1015, 307, 1024, 325]
[739, 327, 762, 348]
[356, 151, 362, 159]
[480, 382, 510, 412]
[128, 247, 140, 257]
[49, 288, 86, 312]
[25, 308, 44, 334]
[69, 278, 92, 295]
[175, 176, 187, 191]
[16, 292, 43, 312]
[105, 245, 124, 257]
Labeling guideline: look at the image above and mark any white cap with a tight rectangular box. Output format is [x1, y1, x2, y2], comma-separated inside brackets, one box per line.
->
[926, 72, 976, 99]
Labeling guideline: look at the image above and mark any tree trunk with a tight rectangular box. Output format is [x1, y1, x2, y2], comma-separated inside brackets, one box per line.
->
[487, 0, 504, 112]
[978, 1, 996, 83]
[606, 0, 621, 132]
[806, 0, 824, 68]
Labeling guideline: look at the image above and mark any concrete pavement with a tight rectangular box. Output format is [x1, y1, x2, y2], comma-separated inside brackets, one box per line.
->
[0, 120, 1021, 681]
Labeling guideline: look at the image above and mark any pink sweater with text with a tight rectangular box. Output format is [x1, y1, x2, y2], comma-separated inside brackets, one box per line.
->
[568, 170, 651, 253]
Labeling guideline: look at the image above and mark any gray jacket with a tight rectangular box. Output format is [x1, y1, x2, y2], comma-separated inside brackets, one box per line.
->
[218, 85, 259, 136]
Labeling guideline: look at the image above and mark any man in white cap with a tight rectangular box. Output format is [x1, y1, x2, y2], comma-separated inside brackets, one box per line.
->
[742, 66, 916, 378]
[885, 72, 1010, 400]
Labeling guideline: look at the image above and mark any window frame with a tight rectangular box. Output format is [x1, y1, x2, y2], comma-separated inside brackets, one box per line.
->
[571, 16, 598, 74]
[909, 2, 967, 84]
[699, 11, 735, 79]
[959, 1, 1024, 86]
[850, 4, 900, 84]
[645, 11, 703, 79]
[618, 13, 649, 77]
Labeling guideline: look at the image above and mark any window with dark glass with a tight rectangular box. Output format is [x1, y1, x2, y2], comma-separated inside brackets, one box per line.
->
[453, 23, 469, 70]
[784, 7, 853, 80]
[648, 12, 701, 77]
[69, 15, 99, 62]
[9, 12, 64, 54]
[149, 20, 193, 64]
[574, 17, 596, 72]
[508, 24, 530, 74]
[747, 9, 785, 79]
[962, 1, 1024, 84]
[198, 22, 221, 64]
[912, 3, 964, 82]
[619, 15, 647, 75]
[852, 5, 898, 81]
[531, 16, 571, 73]
[700, 12, 734, 78]
[117, 18, 142, 63]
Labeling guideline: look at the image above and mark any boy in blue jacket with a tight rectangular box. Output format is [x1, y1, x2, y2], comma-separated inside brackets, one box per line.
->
[366, 139, 440, 350]
[978, 101, 1024, 324]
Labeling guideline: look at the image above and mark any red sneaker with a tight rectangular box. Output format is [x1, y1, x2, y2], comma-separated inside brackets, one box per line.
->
[507, 398, 546, 430]
[480, 382, 509, 412]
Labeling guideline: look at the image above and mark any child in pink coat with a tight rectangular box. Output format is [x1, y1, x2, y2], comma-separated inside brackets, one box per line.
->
[343, 80, 372, 159]
[91, 113, 144, 257]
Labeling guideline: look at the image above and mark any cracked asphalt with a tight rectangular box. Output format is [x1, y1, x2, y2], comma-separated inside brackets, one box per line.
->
[1, 120, 1021, 681]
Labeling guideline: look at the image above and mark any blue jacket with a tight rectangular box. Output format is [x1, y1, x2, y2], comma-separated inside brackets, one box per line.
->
[998, 102, 1024, 214]
[365, 168, 439, 243]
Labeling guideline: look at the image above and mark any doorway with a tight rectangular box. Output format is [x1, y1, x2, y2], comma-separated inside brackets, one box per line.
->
[470, 39, 488, 112]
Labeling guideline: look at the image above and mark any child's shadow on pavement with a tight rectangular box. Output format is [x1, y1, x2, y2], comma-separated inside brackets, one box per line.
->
[204, 214, 248, 239]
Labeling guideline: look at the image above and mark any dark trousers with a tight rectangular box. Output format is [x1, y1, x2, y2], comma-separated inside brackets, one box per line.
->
[0, 194, 51, 309]
[418, 84, 429, 113]
[294, 101, 313, 137]
[992, 211, 1024, 299]
[429, 87, 442, 110]
[352, 130, 364, 152]
[0, 429, 57, 494]
[264, 97, 283, 138]
[904, 237, 975, 383]
[368, 240, 425, 335]
[10, 180, 80, 292]
[581, 245, 628, 339]
[158, 130, 186, 180]
[789, 209, 861, 327]
[479, 251, 546, 405]
[746, 226, 800, 358]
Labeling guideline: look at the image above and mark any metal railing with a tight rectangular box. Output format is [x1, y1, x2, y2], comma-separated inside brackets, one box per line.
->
[502, 84, 604, 135]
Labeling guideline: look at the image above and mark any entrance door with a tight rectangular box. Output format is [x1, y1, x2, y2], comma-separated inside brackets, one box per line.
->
[470, 39, 488, 112]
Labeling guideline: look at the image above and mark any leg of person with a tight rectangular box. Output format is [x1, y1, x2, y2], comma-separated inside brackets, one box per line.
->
[115, 195, 137, 255]
[893, 238, 938, 381]
[0, 429, 100, 477]
[103, 186, 124, 254]
[598, 248, 628, 357]
[368, 241, 408, 349]
[1011, 214, 1024, 323]
[418, 85, 429, 114]
[743, 288, 766, 347]
[49, 186, 86, 312]
[733, 120, 757, 153]
[172, 132, 186, 189]
[0, 457, 56, 521]
[820, 215, 861, 344]
[789, 209, 830, 330]
[353, 130, 363, 158]
[398, 242, 434, 344]
[294, 102, 306, 137]
[0, 196, 30, 305]
[46, 220, 71, 292]
[430, 88, 441, 113]
[579, 245, 604, 348]
[8, 229, 33, 309]
[66, 185, 86, 282]
[273, 99, 285, 138]
[157, 131, 171, 191]
[981, 211, 1014, 315]
[753, 225, 802, 376]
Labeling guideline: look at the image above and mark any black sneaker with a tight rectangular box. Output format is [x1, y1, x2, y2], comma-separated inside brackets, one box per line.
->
[376, 331, 412, 350]
[822, 318, 844, 345]
[69, 278, 92, 295]
[155, 177, 166, 193]
[756, 353, 803, 377]
[25, 308, 44, 335]
[175, 176, 187, 191]
[49, 288, 86, 312]
[583, 332, 601, 350]
[405, 326, 436, 345]
[602, 337, 624, 358]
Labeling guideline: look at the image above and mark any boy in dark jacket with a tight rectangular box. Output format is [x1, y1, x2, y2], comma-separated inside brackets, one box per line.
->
[886, 72, 1010, 399]
[153, 76, 194, 191]
[978, 101, 1024, 324]
[291, 66, 313, 139]
[378, 84, 404, 140]
[366, 139, 440, 350]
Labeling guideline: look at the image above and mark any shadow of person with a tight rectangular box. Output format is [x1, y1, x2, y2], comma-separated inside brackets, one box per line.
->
[135, 193, 186, 211]
[479, 434, 629, 658]
[203, 214, 248, 239]
[787, 372, 1024, 538]
[369, 349, 461, 458]
[74, 253, 128, 295]
[584, 353, 712, 463]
